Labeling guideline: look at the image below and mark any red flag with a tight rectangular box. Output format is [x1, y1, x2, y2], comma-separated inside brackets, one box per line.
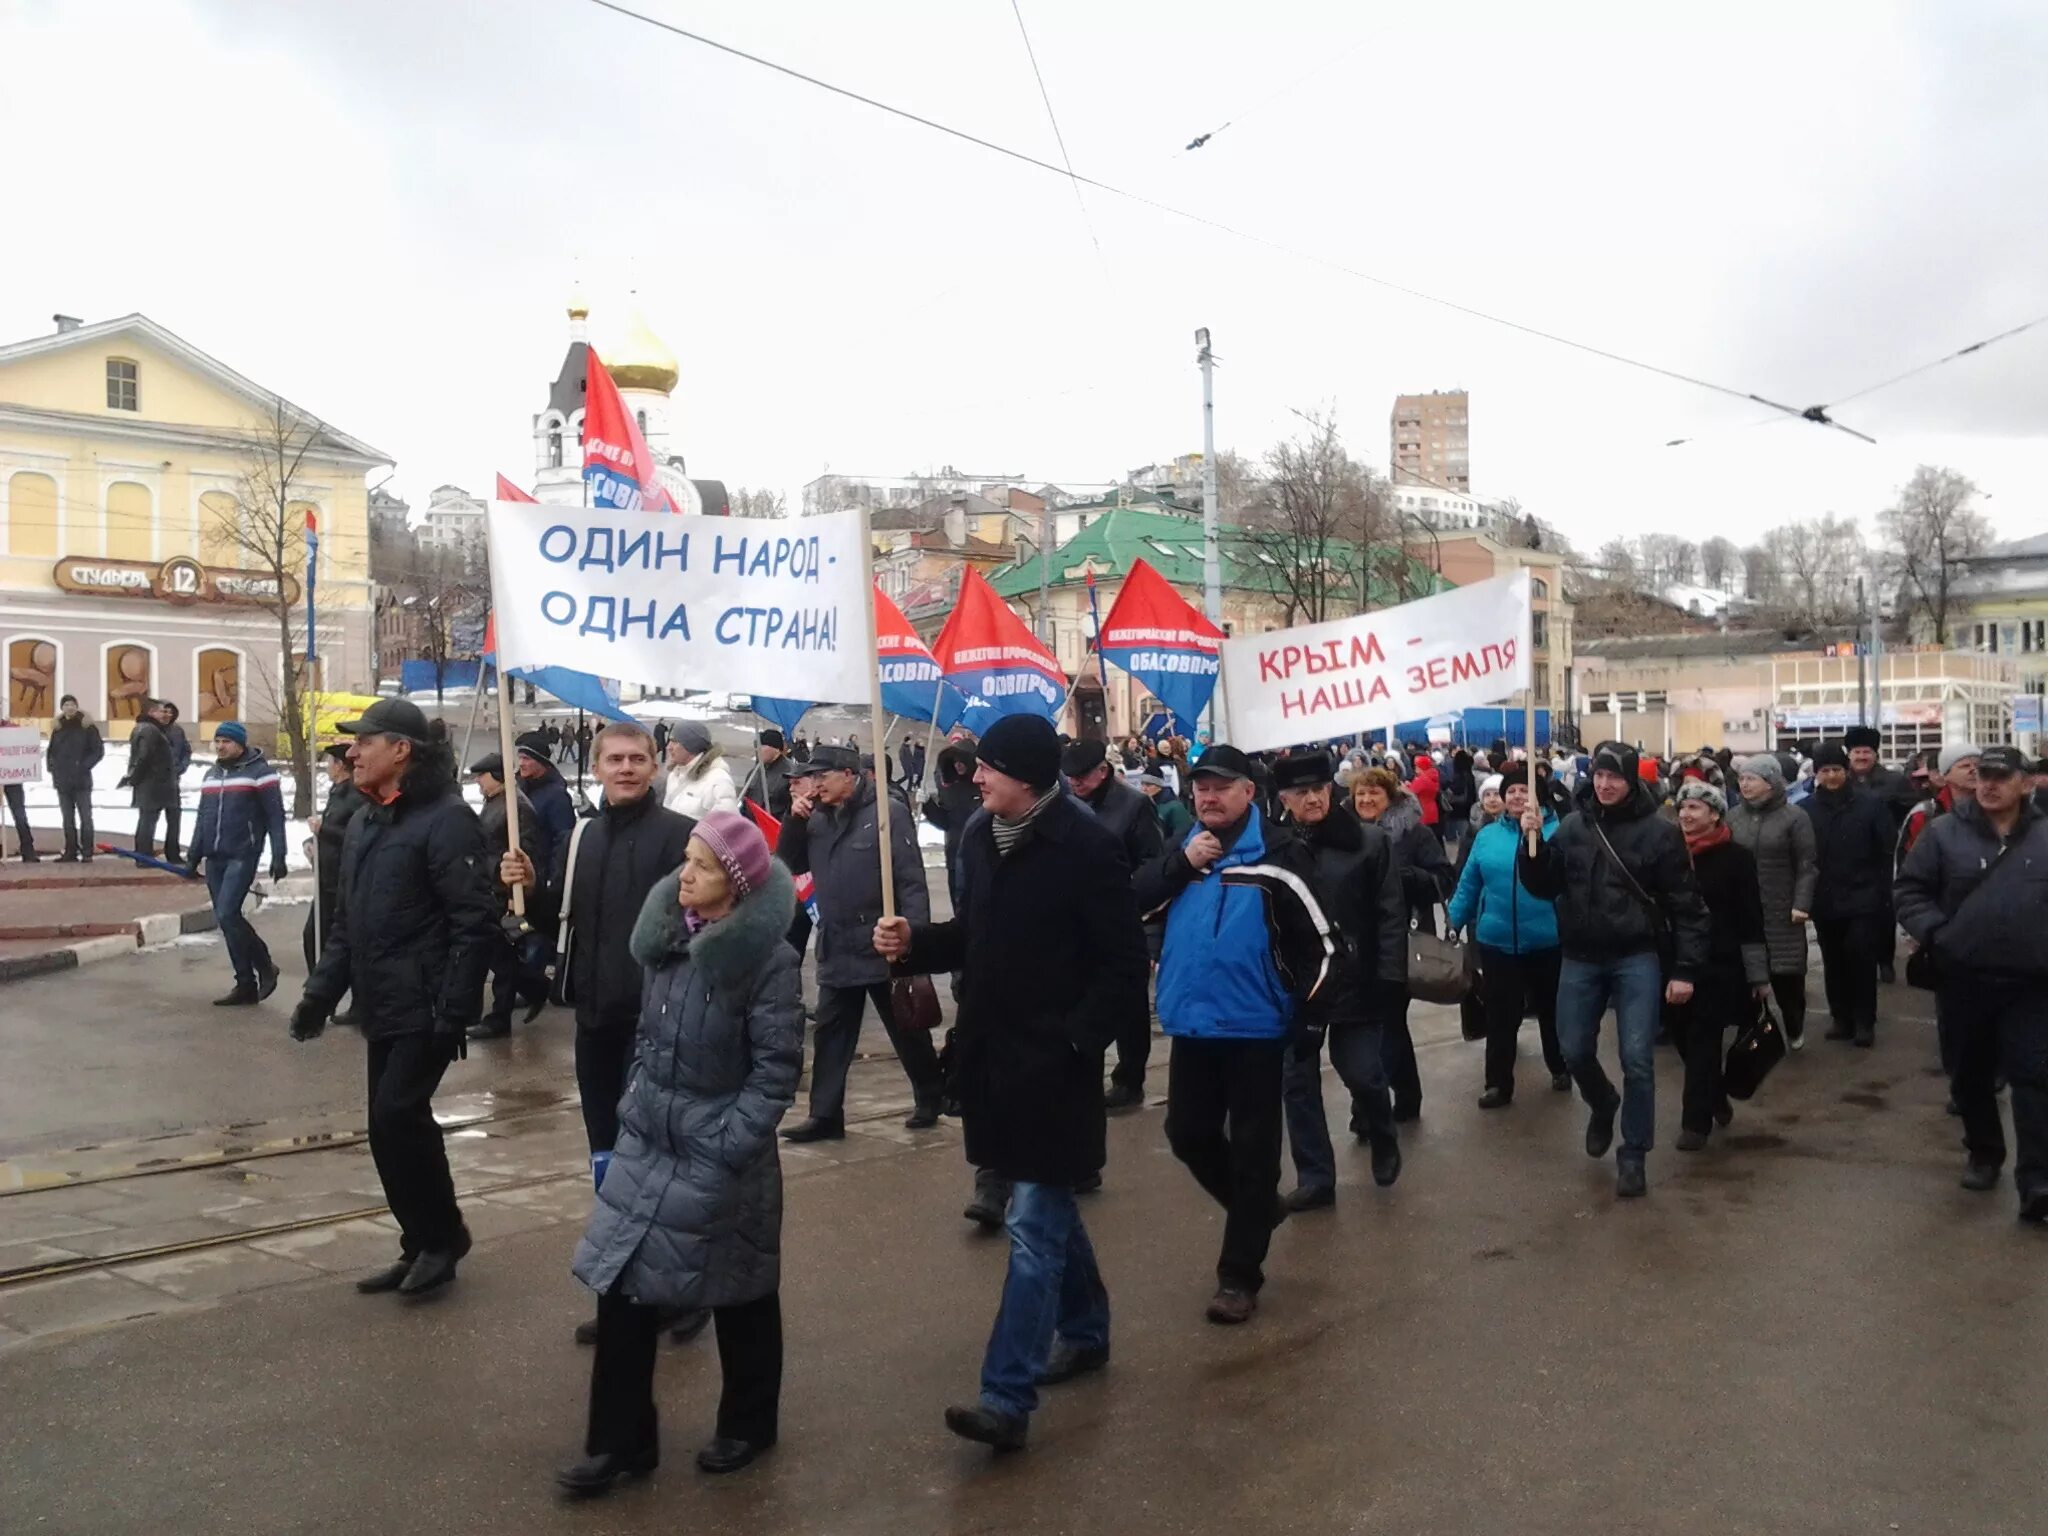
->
[495, 473, 537, 504]
[931, 566, 1066, 723]
[743, 796, 782, 852]
[582, 351, 679, 513]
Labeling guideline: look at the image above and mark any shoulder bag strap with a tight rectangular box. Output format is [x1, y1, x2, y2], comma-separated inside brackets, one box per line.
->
[553, 815, 592, 956]
[1592, 818, 1665, 928]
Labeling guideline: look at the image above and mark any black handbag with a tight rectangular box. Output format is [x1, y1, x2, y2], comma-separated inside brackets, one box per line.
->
[1457, 938, 1486, 1040]
[1723, 995, 1787, 1101]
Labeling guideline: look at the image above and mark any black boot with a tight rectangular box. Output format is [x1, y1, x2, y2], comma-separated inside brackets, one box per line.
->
[556, 1446, 657, 1497]
[944, 1403, 1027, 1451]
[904, 1093, 941, 1130]
[1585, 1092, 1619, 1158]
[695, 1436, 773, 1474]
[355, 1257, 415, 1294]
[398, 1224, 472, 1296]
[1103, 1081, 1145, 1112]
[213, 984, 260, 1007]
[467, 1016, 512, 1041]
[1370, 1133, 1403, 1187]
[255, 960, 279, 1001]
[780, 1117, 844, 1143]
[963, 1171, 1008, 1229]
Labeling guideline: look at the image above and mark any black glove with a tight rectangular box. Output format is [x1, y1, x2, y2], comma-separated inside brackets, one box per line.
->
[288, 999, 327, 1042]
[433, 1013, 470, 1061]
[270, 858, 290, 883]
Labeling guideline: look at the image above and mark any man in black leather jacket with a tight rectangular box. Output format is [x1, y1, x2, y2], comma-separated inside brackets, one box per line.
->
[1518, 740, 1710, 1199]
[1271, 751, 1409, 1209]
[290, 700, 496, 1298]
[1895, 747, 2048, 1222]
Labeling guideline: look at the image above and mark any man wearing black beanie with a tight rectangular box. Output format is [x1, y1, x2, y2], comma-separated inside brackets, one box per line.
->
[1804, 739, 1894, 1047]
[874, 712, 1149, 1451]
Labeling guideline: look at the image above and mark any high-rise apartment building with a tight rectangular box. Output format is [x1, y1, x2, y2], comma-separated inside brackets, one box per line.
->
[1390, 390, 1470, 492]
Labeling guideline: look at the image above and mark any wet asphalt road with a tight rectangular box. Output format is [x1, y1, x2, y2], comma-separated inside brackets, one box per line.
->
[3, 937, 2045, 1535]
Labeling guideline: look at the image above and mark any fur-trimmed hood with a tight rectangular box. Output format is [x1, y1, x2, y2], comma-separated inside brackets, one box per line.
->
[629, 857, 796, 985]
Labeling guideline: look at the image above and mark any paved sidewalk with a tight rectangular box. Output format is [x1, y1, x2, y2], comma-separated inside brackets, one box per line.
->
[0, 841, 222, 981]
[5, 982, 2046, 1535]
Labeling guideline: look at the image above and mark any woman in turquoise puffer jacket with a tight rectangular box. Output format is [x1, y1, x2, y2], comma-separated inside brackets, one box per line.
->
[1447, 771, 1567, 1108]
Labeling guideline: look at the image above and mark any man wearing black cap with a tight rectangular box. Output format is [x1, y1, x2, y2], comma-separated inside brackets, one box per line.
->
[1517, 739, 1710, 1199]
[1270, 750, 1409, 1208]
[1897, 745, 2048, 1222]
[1803, 740, 1895, 1048]
[289, 699, 497, 1297]
[778, 741, 942, 1140]
[1062, 737, 1165, 1110]
[873, 713, 1148, 1451]
[745, 729, 794, 821]
[1137, 742, 1340, 1324]
[467, 752, 544, 1041]
[514, 729, 575, 875]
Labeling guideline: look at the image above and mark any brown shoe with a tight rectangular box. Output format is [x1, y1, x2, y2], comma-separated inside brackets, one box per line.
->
[1204, 1286, 1256, 1325]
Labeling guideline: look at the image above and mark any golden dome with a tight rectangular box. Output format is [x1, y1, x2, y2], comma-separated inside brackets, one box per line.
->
[606, 304, 678, 395]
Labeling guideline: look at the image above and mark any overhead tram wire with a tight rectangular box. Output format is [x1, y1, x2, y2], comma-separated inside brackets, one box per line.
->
[1006, 0, 1106, 275]
[1663, 310, 2048, 448]
[572, 0, 1790, 415]
[1175, 34, 1374, 155]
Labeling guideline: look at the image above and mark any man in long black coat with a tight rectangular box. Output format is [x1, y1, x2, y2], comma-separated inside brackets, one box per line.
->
[289, 700, 497, 1298]
[875, 715, 1148, 1454]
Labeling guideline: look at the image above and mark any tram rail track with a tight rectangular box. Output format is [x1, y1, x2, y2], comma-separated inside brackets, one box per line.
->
[0, 1095, 931, 1290]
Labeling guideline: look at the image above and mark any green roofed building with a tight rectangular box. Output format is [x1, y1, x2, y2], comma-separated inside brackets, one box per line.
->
[984, 505, 1447, 741]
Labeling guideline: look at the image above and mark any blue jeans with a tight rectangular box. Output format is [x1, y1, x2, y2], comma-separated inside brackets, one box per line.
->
[1283, 1023, 1393, 1194]
[204, 853, 271, 986]
[1554, 952, 1662, 1160]
[979, 1181, 1110, 1419]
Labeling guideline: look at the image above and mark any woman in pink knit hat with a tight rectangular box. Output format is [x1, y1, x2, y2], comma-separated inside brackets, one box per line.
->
[560, 808, 801, 1495]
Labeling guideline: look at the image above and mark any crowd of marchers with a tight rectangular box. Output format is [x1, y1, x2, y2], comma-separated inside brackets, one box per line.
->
[53, 688, 2037, 1501]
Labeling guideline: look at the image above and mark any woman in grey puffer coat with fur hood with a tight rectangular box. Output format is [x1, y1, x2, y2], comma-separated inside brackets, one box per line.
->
[1725, 754, 1818, 1050]
[561, 809, 802, 1497]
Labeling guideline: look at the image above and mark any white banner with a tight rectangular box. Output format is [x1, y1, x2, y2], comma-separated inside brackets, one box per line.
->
[1220, 569, 1532, 750]
[484, 503, 875, 703]
[0, 726, 41, 785]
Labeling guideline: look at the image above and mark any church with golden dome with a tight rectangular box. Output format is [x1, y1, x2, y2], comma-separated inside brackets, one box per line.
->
[530, 294, 728, 516]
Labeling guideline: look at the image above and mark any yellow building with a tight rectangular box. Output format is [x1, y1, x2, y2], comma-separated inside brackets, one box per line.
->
[0, 313, 388, 738]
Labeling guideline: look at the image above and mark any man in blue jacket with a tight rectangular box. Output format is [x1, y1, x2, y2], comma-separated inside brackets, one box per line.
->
[1136, 744, 1339, 1326]
[186, 721, 289, 1006]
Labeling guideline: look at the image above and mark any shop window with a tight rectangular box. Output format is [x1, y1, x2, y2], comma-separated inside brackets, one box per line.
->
[106, 643, 152, 722]
[196, 648, 242, 723]
[106, 357, 138, 411]
[8, 636, 59, 717]
[104, 481, 152, 561]
[6, 470, 59, 558]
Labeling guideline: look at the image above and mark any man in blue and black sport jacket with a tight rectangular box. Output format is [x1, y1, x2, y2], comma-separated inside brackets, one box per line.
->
[1136, 743, 1340, 1329]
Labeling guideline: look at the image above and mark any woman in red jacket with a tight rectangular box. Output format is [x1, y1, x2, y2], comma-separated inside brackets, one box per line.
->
[1411, 753, 1443, 842]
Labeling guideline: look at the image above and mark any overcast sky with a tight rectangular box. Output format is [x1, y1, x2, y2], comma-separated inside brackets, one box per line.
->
[4, 0, 2043, 553]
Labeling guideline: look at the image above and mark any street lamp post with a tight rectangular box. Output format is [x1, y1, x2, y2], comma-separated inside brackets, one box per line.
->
[1197, 328, 1220, 627]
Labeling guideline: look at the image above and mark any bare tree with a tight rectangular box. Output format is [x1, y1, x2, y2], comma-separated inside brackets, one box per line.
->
[1234, 412, 1398, 624]
[1740, 542, 1778, 604]
[1700, 535, 1739, 591]
[403, 541, 488, 708]
[205, 395, 331, 816]
[1594, 538, 1639, 586]
[1762, 513, 1865, 630]
[729, 486, 788, 519]
[1879, 464, 1992, 646]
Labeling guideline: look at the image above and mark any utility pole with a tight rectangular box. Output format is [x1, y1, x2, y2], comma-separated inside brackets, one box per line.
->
[1038, 501, 1053, 647]
[1197, 328, 1221, 626]
[1856, 575, 1869, 727]
[1867, 556, 1885, 745]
